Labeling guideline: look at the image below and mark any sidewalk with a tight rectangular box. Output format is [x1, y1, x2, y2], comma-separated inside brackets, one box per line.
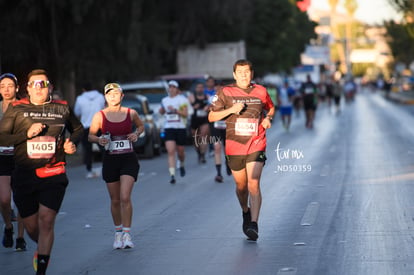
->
[385, 90, 414, 105]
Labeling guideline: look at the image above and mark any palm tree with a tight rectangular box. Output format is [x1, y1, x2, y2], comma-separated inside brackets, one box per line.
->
[344, 0, 357, 75]
[329, 0, 346, 73]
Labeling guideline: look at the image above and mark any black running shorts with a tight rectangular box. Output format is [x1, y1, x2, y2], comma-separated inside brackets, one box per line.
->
[226, 151, 267, 171]
[164, 128, 187, 146]
[11, 169, 68, 218]
[303, 95, 317, 111]
[0, 155, 14, 176]
[102, 152, 140, 183]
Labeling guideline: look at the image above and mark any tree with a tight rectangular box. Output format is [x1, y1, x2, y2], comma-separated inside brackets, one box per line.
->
[0, 0, 316, 102]
[385, 20, 414, 67]
[246, 0, 316, 75]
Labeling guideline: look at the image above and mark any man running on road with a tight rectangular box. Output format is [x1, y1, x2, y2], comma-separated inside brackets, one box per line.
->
[0, 69, 83, 275]
[208, 59, 275, 241]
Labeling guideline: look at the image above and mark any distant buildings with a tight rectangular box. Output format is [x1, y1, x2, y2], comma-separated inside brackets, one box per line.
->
[305, 5, 394, 80]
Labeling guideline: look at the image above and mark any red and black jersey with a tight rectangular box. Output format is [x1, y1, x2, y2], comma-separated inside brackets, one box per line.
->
[210, 83, 274, 155]
[0, 98, 84, 170]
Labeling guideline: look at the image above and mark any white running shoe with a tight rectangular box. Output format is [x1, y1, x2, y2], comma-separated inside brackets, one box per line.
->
[122, 232, 134, 249]
[113, 232, 123, 249]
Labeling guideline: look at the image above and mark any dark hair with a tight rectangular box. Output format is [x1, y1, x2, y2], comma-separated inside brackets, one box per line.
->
[233, 59, 253, 72]
[0, 73, 18, 87]
[27, 69, 48, 80]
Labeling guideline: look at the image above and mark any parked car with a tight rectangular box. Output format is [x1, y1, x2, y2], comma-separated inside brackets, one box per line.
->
[159, 73, 209, 94]
[122, 93, 162, 158]
[121, 80, 168, 143]
[92, 93, 162, 159]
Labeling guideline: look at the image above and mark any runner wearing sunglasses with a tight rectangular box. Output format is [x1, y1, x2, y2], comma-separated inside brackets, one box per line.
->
[0, 69, 83, 275]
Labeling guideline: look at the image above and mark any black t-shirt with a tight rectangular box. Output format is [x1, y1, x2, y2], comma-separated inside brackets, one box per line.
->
[0, 98, 83, 170]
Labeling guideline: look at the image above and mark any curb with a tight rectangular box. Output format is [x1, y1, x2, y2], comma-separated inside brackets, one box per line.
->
[386, 92, 414, 105]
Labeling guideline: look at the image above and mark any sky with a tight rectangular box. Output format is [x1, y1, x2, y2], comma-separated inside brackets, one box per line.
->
[310, 0, 402, 24]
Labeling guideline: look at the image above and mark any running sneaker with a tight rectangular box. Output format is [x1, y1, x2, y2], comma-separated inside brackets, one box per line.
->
[246, 221, 258, 241]
[170, 176, 176, 184]
[122, 233, 134, 249]
[33, 251, 48, 275]
[86, 171, 99, 179]
[200, 155, 206, 164]
[215, 175, 223, 183]
[113, 232, 123, 249]
[2, 225, 13, 248]
[15, 237, 27, 251]
[179, 166, 186, 177]
[242, 208, 251, 236]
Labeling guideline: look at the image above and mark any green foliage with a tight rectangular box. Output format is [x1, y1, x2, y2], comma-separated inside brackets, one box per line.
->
[0, 0, 316, 99]
[246, 0, 316, 75]
[385, 20, 414, 66]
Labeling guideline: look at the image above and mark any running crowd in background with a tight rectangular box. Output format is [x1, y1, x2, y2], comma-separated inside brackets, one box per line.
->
[0, 63, 359, 274]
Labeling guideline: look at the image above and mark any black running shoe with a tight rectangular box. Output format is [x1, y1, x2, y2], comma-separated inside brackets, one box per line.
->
[215, 175, 223, 183]
[15, 237, 27, 251]
[242, 209, 251, 236]
[246, 221, 258, 241]
[170, 176, 176, 184]
[179, 166, 185, 177]
[2, 225, 13, 248]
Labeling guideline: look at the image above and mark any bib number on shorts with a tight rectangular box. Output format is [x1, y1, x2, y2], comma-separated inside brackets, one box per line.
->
[196, 110, 207, 117]
[235, 118, 258, 136]
[27, 136, 56, 159]
[0, 146, 14, 155]
[214, 120, 226, 129]
[166, 114, 180, 123]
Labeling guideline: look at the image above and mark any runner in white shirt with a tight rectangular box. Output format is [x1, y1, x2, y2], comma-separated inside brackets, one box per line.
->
[159, 80, 190, 184]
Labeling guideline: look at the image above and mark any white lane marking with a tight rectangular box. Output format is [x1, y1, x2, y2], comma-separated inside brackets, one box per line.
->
[277, 267, 298, 275]
[320, 164, 330, 177]
[293, 242, 306, 246]
[300, 202, 320, 226]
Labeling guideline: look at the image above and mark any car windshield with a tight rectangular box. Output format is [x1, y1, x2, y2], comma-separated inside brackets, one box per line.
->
[122, 97, 145, 115]
[125, 88, 166, 104]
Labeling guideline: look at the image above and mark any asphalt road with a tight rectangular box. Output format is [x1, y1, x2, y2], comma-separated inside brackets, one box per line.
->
[2, 88, 414, 275]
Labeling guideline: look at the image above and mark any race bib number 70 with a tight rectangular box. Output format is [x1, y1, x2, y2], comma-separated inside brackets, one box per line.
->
[108, 135, 133, 155]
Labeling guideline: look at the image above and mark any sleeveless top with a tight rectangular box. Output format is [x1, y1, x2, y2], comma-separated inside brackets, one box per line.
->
[192, 94, 209, 119]
[192, 94, 209, 110]
[100, 108, 132, 136]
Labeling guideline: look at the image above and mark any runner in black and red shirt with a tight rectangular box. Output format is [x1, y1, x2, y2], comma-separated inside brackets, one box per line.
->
[0, 69, 83, 275]
[209, 59, 275, 241]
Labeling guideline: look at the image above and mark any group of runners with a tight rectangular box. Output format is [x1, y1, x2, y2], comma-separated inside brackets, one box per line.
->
[0, 71, 144, 274]
[0, 59, 275, 274]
